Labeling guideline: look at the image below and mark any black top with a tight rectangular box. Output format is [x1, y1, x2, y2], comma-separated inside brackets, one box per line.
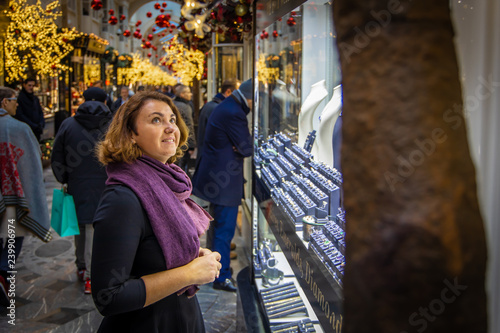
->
[15, 87, 45, 140]
[92, 185, 205, 333]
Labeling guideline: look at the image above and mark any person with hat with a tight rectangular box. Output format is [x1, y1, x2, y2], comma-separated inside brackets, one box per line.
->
[51, 87, 112, 295]
[191, 79, 254, 292]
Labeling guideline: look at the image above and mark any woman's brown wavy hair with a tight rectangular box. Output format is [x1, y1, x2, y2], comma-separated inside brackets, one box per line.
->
[96, 91, 189, 165]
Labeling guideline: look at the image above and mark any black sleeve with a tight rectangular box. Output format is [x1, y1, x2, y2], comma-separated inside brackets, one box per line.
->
[51, 121, 69, 184]
[91, 186, 147, 317]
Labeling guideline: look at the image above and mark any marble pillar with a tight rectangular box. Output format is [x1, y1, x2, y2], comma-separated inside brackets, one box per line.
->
[333, 1, 488, 332]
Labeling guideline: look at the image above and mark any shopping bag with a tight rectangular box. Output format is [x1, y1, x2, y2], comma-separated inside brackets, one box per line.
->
[51, 188, 80, 237]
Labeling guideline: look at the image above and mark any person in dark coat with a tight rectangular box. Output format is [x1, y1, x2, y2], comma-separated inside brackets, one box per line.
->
[191, 79, 253, 292]
[173, 84, 196, 175]
[15, 78, 45, 142]
[51, 87, 112, 294]
[110, 86, 130, 114]
[196, 79, 238, 167]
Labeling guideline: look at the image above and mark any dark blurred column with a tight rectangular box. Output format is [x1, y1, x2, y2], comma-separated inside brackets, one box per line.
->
[333, 1, 487, 332]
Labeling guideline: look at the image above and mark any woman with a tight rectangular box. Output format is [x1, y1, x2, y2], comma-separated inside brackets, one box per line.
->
[92, 91, 221, 332]
[51, 87, 112, 294]
[0, 87, 51, 305]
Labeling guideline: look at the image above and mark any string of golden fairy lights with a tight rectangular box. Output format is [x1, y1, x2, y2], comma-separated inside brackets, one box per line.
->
[3, 0, 80, 82]
[160, 36, 205, 85]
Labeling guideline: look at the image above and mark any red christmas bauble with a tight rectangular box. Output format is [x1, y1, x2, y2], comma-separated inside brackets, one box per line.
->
[108, 16, 118, 25]
[123, 29, 131, 37]
[136, 28, 141, 33]
[165, 14, 171, 20]
[155, 54, 158, 58]
[32, 32, 37, 38]
[136, 20, 142, 26]
[147, 53, 152, 57]
[152, 27, 156, 32]
[145, 41, 152, 48]
[120, 14, 126, 21]
[160, 8, 164, 13]
[138, 33, 142, 39]
[169, 29, 173, 33]
[154, 3, 161, 10]
[133, 31, 140, 38]
[108, 9, 114, 15]
[155, 14, 169, 28]
[272, 30, 278, 38]
[286, 17, 296, 26]
[142, 38, 146, 43]
[146, 11, 152, 18]
[170, 23, 176, 29]
[91, 0, 103, 10]
[147, 34, 153, 40]
[162, 2, 167, 7]
[152, 46, 157, 51]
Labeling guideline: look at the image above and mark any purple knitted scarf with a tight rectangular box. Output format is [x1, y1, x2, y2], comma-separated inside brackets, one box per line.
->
[106, 155, 211, 296]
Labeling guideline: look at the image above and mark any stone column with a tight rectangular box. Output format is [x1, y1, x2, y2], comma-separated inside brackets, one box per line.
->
[333, 1, 488, 332]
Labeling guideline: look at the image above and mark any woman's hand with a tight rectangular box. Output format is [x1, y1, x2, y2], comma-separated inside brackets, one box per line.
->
[198, 247, 212, 257]
[187, 251, 222, 285]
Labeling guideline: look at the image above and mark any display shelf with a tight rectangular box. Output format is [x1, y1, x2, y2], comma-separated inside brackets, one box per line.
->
[254, 174, 343, 333]
[255, 277, 323, 332]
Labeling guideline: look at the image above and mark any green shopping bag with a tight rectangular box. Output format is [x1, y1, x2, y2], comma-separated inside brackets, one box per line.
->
[51, 188, 80, 237]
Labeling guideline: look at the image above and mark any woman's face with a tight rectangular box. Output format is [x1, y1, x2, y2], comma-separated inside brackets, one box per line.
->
[131, 100, 180, 164]
[2, 95, 18, 116]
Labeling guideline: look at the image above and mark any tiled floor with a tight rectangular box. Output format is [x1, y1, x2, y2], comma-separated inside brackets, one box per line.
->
[0, 166, 248, 332]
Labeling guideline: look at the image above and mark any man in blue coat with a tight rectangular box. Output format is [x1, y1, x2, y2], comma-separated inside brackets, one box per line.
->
[192, 79, 253, 292]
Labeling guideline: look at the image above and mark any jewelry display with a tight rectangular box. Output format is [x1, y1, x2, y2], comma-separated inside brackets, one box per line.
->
[303, 130, 316, 153]
[284, 147, 305, 168]
[261, 282, 308, 319]
[292, 143, 313, 166]
[262, 166, 279, 189]
[269, 160, 287, 184]
[275, 132, 292, 149]
[270, 318, 316, 333]
[276, 155, 296, 175]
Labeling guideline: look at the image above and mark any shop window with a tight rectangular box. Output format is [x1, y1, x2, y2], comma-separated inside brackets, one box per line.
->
[82, 0, 89, 16]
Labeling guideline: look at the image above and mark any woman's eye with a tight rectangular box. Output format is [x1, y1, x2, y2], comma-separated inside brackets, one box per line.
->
[152, 117, 161, 123]
[170, 118, 176, 124]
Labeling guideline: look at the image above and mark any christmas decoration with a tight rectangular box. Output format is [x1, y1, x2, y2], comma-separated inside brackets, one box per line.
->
[160, 36, 205, 85]
[235, 4, 248, 16]
[91, 0, 102, 10]
[272, 30, 278, 38]
[108, 15, 118, 25]
[184, 12, 211, 38]
[154, 3, 161, 10]
[40, 139, 54, 163]
[287, 17, 296, 26]
[123, 29, 131, 37]
[162, 2, 167, 8]
[4, 0, 80, 82]
[108, 9, 114, 15]
[120, 14, 126, 21]
[136, 20, 142, 26]
[147, 34, 153, 40]
[146, 11, 152, 18]
[117, 53, 177, 87]
[155, 14, 170, 28]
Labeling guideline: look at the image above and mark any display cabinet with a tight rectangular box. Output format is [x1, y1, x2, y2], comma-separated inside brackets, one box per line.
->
[249, 0, 344, 331]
